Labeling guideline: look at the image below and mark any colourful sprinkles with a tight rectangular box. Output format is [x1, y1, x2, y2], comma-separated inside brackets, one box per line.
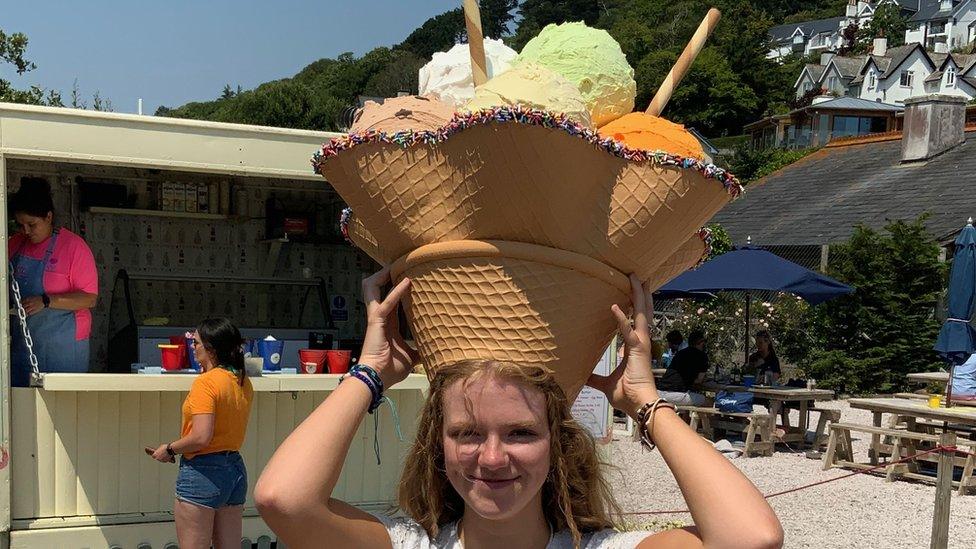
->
[695, 226, 713, 268]
[311, 105, 743, 197]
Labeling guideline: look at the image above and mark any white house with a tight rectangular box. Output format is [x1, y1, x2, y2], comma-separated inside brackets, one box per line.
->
[769, 1, 976, 60]
[793, 38, 976, 103]
[904, 0, 976, 51]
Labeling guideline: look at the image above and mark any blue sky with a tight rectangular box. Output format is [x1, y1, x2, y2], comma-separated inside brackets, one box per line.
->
[1, 0, 462, 114]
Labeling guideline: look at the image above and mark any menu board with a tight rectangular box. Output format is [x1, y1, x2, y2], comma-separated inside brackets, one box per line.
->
[571, 340, 616, 444]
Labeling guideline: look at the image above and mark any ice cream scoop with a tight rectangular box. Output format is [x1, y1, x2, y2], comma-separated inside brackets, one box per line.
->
[419, 37, 518, 107]
[349, 95, 455, 134]
[465, 62, 592, 128]
[516, 21, 636, 127]
[598, 112, 704, 159]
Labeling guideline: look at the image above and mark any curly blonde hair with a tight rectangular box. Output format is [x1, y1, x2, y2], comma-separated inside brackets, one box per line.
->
[397, 360, 621, 546]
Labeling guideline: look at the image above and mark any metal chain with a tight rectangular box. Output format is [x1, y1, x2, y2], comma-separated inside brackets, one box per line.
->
[8, 262, 40, 378]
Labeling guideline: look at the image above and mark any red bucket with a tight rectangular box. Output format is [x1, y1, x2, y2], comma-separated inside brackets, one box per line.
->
[169, 336, 189, 368]
[298, 349, 328, 374]
[159, 344, 184, 371]
[325, 350, 352, 374]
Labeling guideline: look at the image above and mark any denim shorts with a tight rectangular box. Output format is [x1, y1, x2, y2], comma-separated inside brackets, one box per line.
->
[175, 451, 247, 509]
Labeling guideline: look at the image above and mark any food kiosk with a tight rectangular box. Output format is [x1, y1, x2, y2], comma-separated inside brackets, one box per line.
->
[0, 103, 428, 548]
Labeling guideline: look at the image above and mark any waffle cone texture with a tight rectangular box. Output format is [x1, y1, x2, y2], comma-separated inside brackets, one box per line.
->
[316, 110, 739, 394]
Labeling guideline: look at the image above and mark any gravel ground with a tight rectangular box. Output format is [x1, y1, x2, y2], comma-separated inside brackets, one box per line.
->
[606, 400, 976, 548]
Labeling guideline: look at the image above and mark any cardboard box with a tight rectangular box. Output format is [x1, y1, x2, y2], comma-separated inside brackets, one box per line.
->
[161, 182, 174, 211]
[172, 182, 186, 212]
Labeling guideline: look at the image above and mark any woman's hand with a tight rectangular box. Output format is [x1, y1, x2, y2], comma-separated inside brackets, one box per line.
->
[586, 274, 659, 418]
[21, 296, 44, 315]
[358, 267, 418, 389]
[146, 444, 175, 463]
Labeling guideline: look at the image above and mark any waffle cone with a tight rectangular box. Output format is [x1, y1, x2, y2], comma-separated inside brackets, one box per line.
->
[322, 122, 733, 280]
[391, 240, 630, 399]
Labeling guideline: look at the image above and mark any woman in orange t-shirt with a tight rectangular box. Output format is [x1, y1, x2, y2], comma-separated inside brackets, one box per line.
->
[147, 318, 253, 549]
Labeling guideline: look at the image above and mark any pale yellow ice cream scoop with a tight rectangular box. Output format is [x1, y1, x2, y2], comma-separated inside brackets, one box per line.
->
[517, 21, 636, 127]
[465, 62, 592, 128]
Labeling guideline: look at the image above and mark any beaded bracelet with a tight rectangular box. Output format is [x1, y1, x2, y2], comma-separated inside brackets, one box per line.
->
[339, 363, 403, 465]
[635, 398, 677, 451]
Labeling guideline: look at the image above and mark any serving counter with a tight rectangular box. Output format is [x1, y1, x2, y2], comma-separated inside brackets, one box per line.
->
[8, 373, 429, 548]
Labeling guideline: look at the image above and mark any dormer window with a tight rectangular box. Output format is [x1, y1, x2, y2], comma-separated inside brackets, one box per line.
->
[947, 67, 956, 87]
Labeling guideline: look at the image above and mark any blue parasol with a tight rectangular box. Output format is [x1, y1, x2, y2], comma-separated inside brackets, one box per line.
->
[933, 218, 976, 404]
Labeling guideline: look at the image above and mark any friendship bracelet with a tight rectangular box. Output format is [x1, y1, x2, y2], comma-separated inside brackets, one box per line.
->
[635, 398, 676, 452]
[338, 363, 404, 465]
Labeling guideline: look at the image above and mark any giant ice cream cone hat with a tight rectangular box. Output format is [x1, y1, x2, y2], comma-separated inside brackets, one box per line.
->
[314, 5, 738, 398]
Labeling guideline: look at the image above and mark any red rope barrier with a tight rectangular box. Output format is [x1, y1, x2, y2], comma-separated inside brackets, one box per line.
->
[617, 444, 962, 517]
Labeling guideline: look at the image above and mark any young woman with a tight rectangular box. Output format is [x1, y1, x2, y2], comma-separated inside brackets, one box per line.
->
[147, 318, 253, 549]
[8, 177, 98, 386]
[255, 269, 783, 548]
[747, 330, 781, 384]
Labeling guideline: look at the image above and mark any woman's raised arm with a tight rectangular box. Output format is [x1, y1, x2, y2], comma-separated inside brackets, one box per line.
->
[255, 268, 417, 549]
[588, 275, 783, 549]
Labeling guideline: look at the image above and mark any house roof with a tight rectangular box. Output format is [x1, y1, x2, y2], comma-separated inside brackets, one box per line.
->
[807, 64, 827, 81]
[712, 131, 976, 246]
[799, 96, 903, 113]
[768, 17, 845, 44]
[830, 56, 869, 79]
[926, 69, 945, 82]
[882, 44, 931, 77]
[909, 0, 976, 22]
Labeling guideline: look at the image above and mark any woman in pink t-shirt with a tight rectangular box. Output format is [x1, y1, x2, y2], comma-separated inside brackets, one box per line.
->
[8, 178, 97, 386]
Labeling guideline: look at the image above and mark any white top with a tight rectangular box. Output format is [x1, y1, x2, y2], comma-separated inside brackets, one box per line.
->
[373, 514, 652, 549]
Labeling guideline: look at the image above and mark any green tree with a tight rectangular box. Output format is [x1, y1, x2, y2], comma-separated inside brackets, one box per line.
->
[805, 217, 946, 394]
[861, 2, 908, 49]
[0, 29, 62, 106]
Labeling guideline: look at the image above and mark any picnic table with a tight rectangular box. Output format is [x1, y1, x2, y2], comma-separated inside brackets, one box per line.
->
[907, 371, 950, 385]
[703, 383, 836, 448]
[848, 397, 976, 464]
[834, 398, 976, 494]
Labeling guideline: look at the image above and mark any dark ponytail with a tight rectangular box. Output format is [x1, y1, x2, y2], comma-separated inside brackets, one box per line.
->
[196, 317, 245, 384]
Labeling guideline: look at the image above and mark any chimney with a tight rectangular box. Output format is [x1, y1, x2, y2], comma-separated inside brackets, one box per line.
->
[941, 0, 953, 11]
[820, 52, 835, 66]
[846, 0, 857, 18]
[901, 94, 967, 162]
[934, 42, 949, 54]
[873, 37, 888, 57]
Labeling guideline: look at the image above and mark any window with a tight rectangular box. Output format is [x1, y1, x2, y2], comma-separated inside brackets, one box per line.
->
[947, 67, 956, 87]
[831, 115, 888, 137]
[900, 70, 914, 87]
[930, 21, 946, 35]
[827, 76, 838, 90]
[803, 81, 813, 92]
[868, 71, 877, 89]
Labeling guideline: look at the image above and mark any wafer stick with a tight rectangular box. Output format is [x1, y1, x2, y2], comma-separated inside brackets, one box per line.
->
[462, 0, 489, 87]
[647, 8, 721, 116]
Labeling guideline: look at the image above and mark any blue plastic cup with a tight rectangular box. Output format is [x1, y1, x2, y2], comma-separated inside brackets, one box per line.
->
[258, 339, 285, 371]
[742, 375, 756, 388]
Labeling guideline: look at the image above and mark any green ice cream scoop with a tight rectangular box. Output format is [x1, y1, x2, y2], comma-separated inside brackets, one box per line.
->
[517, 21, 637, 127]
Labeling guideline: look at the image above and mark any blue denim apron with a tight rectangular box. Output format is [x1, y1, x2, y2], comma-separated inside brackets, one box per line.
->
[10, 230, 89, 387]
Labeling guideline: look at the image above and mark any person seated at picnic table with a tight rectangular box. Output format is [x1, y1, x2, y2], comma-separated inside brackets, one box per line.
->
[952, 352, 976, 403]
[747, 329, 781, 384]
[657, 330, 709, 406]
[661, 329, 686, 368]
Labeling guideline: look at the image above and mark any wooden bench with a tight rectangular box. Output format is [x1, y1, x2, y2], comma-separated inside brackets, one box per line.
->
[823, 422, 976, 495]
[678, 406, 774, 457]
[894, 392, 931, 401]
[809, 406, 842, 451]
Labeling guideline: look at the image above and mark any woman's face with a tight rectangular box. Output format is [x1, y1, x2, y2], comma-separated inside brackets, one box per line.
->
[442, 375, 552, 522]
[757, 336, 770, 353]
[15, 212, 53, 244]
[192, 333, 214, 370]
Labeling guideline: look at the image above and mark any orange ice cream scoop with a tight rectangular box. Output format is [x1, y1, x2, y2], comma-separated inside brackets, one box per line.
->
[598, 112, 704, 160]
